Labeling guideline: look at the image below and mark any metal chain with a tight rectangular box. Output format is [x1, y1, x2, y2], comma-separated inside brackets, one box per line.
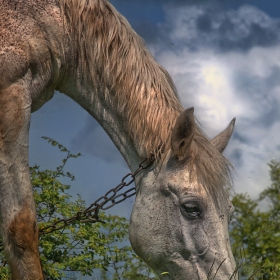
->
[39, 157, 154, 235]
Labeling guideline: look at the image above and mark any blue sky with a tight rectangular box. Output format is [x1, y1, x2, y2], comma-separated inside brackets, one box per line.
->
[30, 0, 280, 222]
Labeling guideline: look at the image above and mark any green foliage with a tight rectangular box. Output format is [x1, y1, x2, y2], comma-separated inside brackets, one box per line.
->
[0, 138, 157, 279]
[230, 160, 280, 279]
[1, 136, 279, 280]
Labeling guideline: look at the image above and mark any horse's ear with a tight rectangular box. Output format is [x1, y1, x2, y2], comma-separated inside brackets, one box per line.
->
[171, 107, 195, 160]
[211, 118, 236, 153]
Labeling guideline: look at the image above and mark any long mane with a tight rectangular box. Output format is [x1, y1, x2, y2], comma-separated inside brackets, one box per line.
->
[60, 0, 232, 194]
[60, 0, 183, 159]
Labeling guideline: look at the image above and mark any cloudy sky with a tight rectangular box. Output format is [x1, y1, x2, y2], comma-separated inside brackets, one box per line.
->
[30, 0, 280, 219]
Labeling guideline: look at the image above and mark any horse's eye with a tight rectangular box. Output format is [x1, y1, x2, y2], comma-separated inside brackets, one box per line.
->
[182, 202, 201, 219]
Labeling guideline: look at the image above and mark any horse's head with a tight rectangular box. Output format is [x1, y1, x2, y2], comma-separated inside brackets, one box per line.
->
[130, 108, 238, 279]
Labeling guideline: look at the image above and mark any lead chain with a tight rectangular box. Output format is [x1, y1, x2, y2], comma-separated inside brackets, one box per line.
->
[39, 157, 154, 235]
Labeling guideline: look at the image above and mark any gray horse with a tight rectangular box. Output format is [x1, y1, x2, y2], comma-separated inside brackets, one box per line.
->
[0, 0, 238, 279]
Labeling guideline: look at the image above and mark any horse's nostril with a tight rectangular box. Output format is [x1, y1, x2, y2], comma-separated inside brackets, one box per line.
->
[180, 249, 191, 260]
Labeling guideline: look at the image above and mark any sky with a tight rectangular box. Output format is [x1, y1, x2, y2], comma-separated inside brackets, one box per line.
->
[29, 0, 280, 222]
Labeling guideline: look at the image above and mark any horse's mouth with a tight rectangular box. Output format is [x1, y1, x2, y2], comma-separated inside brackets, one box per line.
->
[164, 250, 236, 280]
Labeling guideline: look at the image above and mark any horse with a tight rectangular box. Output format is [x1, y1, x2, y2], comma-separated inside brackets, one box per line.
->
[0, 0, 238, 279]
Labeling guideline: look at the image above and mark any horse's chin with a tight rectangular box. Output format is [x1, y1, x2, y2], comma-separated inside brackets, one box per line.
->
[152, 252, 238, 280]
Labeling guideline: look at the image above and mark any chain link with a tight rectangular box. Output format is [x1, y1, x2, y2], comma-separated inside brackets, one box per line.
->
[39, 157, 154, 235]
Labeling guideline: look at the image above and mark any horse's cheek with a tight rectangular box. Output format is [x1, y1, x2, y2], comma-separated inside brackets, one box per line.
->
[129, 188, 181, 269]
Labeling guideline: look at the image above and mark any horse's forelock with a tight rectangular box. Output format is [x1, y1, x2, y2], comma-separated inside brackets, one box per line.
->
[188, 127, 233, 205]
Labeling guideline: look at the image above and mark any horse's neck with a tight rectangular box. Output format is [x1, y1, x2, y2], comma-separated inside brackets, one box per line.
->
[57, 0, 183, 170]
[66, 85, 142, 171]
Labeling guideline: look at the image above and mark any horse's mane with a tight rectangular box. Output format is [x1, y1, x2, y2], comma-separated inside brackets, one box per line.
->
[60, 0, 232, 195]
[60, 0, 183, 159]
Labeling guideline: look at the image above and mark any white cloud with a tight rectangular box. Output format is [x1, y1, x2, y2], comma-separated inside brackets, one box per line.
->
[157, 4, 280, 52]
[151, 5, 280, 197]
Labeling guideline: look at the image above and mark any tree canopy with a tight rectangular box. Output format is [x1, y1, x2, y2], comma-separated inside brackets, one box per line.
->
[0, 138, 279, 279]
[0, 138, 157, 280]
[230, 160, 280, 279]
